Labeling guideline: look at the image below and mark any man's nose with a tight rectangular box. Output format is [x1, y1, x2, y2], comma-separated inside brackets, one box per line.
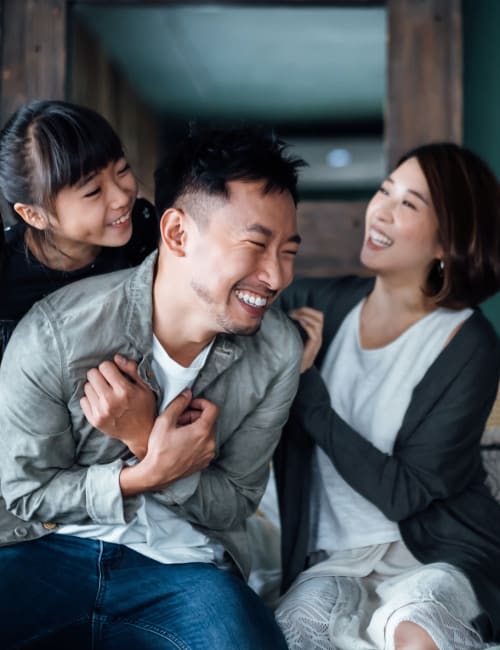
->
[257, 253, 284, 292]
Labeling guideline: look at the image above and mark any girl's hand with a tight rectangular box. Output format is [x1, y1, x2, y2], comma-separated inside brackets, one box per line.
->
[289, 307, 324, 373]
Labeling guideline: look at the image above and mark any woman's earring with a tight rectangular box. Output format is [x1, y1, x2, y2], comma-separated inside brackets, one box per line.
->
[439, 259, 445, 271]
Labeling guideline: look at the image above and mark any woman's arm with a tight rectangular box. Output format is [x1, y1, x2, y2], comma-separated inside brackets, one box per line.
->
[291, 315, 500, 522]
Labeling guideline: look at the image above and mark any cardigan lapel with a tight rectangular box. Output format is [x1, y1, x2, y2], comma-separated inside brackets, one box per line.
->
[393, 311, 482, 446]
[317, 277, 374, 367]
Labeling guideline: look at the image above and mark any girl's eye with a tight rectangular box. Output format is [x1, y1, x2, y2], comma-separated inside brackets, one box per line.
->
[378, 186, 389, 196]
[83, 187, 101, 198]
[118, 162, 131, 175]
[249, 241, 266, 248]
[402, 199, 417, 210]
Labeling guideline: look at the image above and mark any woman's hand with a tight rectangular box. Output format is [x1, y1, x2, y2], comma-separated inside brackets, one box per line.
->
[288, 307, 324, 373]
[80, 354, 157, 459]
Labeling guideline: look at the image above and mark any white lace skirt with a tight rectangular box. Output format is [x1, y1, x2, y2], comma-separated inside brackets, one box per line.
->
[275, 562, 488, 650]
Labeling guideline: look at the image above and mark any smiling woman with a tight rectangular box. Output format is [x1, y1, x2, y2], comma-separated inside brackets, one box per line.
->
[274, 142, 500, 647]
[360, 157, 444, 297]
[0, 100, 159, 360]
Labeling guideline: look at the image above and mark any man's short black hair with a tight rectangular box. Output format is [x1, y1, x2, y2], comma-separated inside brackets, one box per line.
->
[154, 127, 306, 218]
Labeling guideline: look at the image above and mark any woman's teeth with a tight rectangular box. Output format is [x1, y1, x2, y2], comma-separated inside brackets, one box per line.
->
[369, 228, 393, 247]
[235, 290, 268, 307]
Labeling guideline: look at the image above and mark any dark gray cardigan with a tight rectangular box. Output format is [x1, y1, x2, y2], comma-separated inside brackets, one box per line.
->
[274, 276, 500, 641]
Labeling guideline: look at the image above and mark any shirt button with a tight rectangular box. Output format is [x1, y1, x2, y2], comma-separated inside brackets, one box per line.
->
[42, 522, 57, 530]
[14, 526, 28, 538]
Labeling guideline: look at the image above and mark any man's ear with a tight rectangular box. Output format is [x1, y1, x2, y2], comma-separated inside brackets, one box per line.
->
[159, 207, 188, 256]
[13, 203, 48, 231]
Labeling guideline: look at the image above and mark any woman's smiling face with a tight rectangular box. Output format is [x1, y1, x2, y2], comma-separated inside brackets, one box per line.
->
[360, 156, 443, 285]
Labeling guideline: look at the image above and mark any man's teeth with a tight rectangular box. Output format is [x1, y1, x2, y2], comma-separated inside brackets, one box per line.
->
[369, 228, 393, 247]
[112, 214, 129, 225]
[235, 290, 268, 307]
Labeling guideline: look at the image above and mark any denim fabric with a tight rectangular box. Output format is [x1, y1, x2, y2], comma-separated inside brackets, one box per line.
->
[1, 534, 288, 650]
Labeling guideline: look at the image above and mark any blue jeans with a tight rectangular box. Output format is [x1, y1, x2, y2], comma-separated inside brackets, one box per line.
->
[1, 534, 288, 650]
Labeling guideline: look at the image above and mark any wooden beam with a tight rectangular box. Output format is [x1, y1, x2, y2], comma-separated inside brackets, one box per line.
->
[296, 201, 367, 277]
[70, 1, 383, 6]
[386, 0, 462, 168]
[0, 0, 66, 125]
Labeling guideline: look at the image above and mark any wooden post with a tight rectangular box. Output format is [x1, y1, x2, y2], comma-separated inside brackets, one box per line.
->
[386, 0, 462, 169]
[0, 0, 66, 125]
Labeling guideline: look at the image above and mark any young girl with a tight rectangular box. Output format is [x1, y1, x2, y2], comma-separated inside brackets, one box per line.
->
[0, 100, 158, 358]
[274, 143, 500, 648]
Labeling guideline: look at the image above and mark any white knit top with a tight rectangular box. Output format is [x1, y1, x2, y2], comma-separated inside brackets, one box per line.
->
[311, 300, 473, 553]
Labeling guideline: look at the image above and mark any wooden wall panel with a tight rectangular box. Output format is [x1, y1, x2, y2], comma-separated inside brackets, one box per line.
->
[296, 201, 367, 277]
[0, 0, 66, 125]
[0, 0, 463, 278]
[386, 0, 462, 168]
[69, 19, 159, 202]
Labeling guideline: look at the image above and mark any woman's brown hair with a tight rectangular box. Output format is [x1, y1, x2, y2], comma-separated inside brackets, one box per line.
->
[398, 142, 500, 308]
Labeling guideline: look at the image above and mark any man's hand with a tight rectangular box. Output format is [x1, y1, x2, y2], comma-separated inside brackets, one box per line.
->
[289, 307, 324, 373]
[120, 389, 218, 497]
[80, 354, 157, 459]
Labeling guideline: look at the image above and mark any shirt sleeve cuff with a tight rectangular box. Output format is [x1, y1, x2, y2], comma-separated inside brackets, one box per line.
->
[85, 459, 139, 524]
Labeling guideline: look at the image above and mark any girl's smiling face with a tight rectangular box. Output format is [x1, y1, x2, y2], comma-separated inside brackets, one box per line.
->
[50, 157, 138, 250]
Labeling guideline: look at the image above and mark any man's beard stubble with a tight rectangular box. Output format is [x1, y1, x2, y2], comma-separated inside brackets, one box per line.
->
[190, 279, 263, 337]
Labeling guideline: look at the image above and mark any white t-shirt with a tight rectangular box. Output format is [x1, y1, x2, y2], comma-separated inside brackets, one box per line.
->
[311, 300, 473, 553]
[58, 336, 221, 565]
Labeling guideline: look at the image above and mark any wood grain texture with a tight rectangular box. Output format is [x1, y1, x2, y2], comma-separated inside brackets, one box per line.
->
[295, 201, 368, 277]
[386, 0, 462, 168]
[69, 18, 159, 202]
[0, 0, 66, 125]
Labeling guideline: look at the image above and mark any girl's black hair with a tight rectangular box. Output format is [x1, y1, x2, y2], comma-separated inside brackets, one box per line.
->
[0, 100, 124, 254]
[0, 100, 125, 250]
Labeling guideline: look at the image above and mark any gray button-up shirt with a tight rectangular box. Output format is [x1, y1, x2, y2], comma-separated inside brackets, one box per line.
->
[0, 251, 302, 577]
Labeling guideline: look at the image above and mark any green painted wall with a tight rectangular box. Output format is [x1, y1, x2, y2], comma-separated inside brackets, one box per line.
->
[463, 0, 500, 333]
